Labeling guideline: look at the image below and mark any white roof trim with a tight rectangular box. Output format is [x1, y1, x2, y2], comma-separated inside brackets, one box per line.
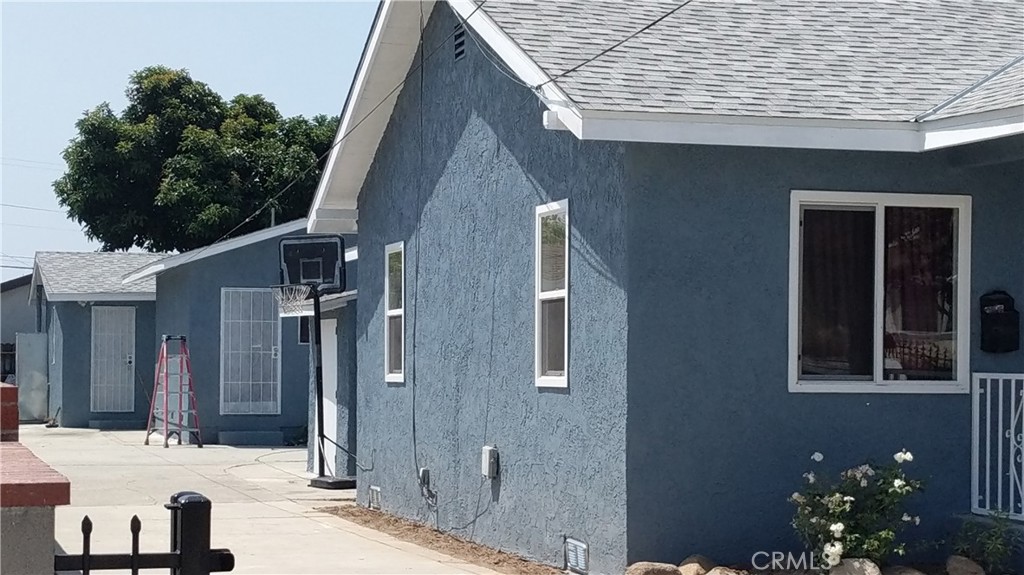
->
[307, 0, 1024, 232]
[46, 292, 155, 302]
[292, 289, 359, 315]
[122, 219, 307, 284]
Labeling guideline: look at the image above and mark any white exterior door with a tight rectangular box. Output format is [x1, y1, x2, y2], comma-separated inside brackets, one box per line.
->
[220, 288, 281, 415]
[90, 307, 136, 412]
[317, 318, 339, 474]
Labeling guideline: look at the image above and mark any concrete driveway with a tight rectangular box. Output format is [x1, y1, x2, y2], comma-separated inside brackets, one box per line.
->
[19, 425, 496, 575]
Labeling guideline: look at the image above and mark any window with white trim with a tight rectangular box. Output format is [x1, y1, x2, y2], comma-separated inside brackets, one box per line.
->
[535, 200, 569, 388]
[789, 191, 971, 393]
[384, 242, 404, 382]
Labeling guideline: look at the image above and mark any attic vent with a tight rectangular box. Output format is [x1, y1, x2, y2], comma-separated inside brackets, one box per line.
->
[564, 537, 589, 574]
[453, 23, 466, 61]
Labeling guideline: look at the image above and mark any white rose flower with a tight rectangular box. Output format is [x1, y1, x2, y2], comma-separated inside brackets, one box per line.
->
[894, 451, 905, 463]
[829, 522, 845, 538]
[894, 449, 914, 463]
[811, 452, 824, 462]
[860, 478, 868, 487]
[843, 495, 855, 502]
[914, 516, 921, 525]
[893, 478, 906, 489]
[902, 513, 912, 522]
[790, 492, 806, 503]
[804, 472, 816, 484]
[904, 451, 913, 462]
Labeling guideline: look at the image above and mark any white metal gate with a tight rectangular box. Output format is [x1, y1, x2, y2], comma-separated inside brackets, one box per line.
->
[220, 288, 281, 415]
[972, 373, 1024, 520]
[90, 307, 136, 412]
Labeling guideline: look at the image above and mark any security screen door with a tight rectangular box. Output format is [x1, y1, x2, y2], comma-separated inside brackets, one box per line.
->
[90, 307, 136, 412]
[220, 288, 281, 415]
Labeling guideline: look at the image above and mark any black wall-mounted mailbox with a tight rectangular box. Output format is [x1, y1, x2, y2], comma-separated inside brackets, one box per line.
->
[980, 290, 1020, 353]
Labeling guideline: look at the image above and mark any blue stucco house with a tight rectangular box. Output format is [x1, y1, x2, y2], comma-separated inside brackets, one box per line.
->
[30, 251, 164, 429]
[123, 220, 319, 446]
[306, 1, 1024, 573]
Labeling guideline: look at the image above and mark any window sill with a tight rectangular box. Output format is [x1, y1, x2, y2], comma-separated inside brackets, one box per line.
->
[535, 375, 567, 389]
[789, 380, 969, 394]
[385, 374, 404, 384]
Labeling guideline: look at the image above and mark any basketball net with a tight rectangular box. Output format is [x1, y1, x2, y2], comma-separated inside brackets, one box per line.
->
[272, 284, 314, 317]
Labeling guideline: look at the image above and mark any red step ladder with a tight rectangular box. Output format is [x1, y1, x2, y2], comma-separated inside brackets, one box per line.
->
[145, 335, 203, 447]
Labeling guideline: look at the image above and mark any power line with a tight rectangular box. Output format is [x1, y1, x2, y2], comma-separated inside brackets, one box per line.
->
[0, 156, 64, 167]
[0, 203, 65, 214]
[1, 265, 32, 270]
[0, 161, 64, 173]
[150, 0, 489, 279]
[0, 222, 81, 232]
[534, 0, 696, 89]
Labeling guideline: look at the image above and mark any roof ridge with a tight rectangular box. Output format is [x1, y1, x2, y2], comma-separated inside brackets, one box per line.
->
[915, 54, 1024, 122]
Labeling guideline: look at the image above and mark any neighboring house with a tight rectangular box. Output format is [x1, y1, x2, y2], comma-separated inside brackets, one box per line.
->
[123, 220, 330, 446]
[0, 274, 35, 381]
[306, 1, 1024, 573]
[31, 252, 163, 428]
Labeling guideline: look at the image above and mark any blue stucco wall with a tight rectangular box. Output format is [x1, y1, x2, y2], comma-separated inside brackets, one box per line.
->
[624, 137, 1024, 564]
[354, 5, 628, 574]
[153, 231, 317, 444]
[49, 300, 156, 428]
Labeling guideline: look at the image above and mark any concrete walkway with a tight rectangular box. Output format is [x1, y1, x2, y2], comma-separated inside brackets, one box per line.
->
[20, 425, 497, 575]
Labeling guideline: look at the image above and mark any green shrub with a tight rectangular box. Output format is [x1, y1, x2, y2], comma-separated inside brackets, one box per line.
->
[952, 512, 1022, 575]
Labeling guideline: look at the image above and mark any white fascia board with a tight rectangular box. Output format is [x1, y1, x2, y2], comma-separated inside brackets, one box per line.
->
[299, 289, 359, 314]
[920, 106, 1024, 151]
[561, 108, 1023, 152]
[309, 209, 359, 234]
[574, 110, 925, 152]
[308, 0, 418, 234]
[48, 292, 156, 302]
[122, 220, 307, 284]
[345, 246, 358, 262]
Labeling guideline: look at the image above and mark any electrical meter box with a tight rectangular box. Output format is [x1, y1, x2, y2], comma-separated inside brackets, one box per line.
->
[481, 445, 499, 478]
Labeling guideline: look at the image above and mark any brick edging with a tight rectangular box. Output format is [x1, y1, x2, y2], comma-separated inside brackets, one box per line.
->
[0, 383, 17, 442]
[0, 443, 70, 507]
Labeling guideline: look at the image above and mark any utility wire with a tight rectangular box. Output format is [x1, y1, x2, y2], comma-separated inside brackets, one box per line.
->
[533, 0, 696, 90]
[0, 203, 65, 214]
[148, 0, 489, 279]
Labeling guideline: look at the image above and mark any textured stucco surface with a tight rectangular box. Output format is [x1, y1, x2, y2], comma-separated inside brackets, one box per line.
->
[153, 232, 313, 444]
[49, 300, 156, 428]
[354, 5, 628, 574]
[0, 505, 56, 575]
[624, 137, 1024, 564]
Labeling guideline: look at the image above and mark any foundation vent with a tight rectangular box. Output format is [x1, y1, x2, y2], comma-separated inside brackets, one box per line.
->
[564, 537, 588, 574]
[368, 485, 381, 510]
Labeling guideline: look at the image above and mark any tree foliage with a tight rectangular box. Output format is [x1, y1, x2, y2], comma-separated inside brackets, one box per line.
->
[54, 66, 338, 252]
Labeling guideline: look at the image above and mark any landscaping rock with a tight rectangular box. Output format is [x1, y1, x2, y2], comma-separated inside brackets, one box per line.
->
[946, 555, 985, 575]
[882, 566, 928, 575]
[706, 567, 745, 575]
[830, 558, 882, 575]
[627, 562, 684, 575]
[679, 555, 717, 575]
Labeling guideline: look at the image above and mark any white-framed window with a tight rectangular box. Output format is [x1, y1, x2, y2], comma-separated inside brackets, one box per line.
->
[384, 242, 404, 383]
[298, 316, 311, 345]
[535, 200, 569, 388]
[788, 190, 971, 394]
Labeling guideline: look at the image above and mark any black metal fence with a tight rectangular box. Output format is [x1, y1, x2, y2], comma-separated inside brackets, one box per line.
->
[55, 491, 234, 575]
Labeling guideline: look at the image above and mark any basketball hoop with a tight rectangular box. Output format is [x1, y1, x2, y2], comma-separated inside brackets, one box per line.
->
[272, 284, 313, 317]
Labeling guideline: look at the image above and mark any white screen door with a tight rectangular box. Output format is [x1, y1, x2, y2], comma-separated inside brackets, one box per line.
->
[220, 288, 281, 415]
[90, 307, 136, 412]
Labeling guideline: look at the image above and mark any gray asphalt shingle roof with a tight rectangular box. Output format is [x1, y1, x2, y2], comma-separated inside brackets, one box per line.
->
[35, 252, 165, 297]
[481, 0, 1024, 121]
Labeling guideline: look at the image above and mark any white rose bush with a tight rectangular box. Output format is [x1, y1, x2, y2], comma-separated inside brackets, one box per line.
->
[789, 449, 923, 567]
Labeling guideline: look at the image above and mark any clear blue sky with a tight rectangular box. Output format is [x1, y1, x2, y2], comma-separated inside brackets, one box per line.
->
[0, 1, 378, 280]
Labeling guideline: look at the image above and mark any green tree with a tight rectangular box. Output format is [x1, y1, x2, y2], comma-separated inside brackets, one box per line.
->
[54, 66, 337, 252]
